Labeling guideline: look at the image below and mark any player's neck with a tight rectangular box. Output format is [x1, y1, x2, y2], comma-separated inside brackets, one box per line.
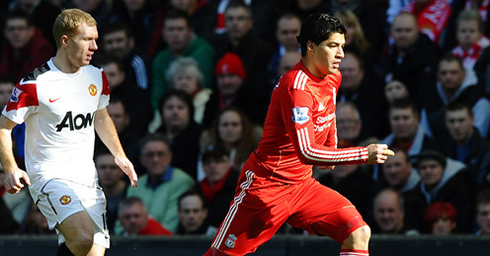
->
[52, 52, 81, 74]
[301, 58, 326, 79]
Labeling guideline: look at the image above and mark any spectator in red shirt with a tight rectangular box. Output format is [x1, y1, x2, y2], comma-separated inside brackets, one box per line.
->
[118, 196, 173, 236]
[0, 10, 54, 81]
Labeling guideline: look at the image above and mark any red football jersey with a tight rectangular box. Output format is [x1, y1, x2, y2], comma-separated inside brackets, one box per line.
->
[248, 61, 369, 183]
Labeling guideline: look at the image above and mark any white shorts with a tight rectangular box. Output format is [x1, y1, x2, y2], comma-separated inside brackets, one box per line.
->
[33, 179, 110, 248]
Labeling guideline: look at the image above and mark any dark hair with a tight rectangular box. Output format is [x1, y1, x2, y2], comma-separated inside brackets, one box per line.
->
[438, 54, 464, 71]
[389, 98, 420, 117]
[164, 8, 192, 28]
[417, 149, 446, 168]
[445, 100, 473, 118]
[202, 145, 230, 163]
[4, 10, 32, 27]
[92, 54, 124, 72]
[159, 89, 195, 122]
[119, 196, 146, 215]
[102, 21, 132, 39]
[297, 13, 346, 56]
[476, 189, 490, 209]
[225, 0, 252, 19]
[139, 133, 172, 154]
[178, 189, 207, 210]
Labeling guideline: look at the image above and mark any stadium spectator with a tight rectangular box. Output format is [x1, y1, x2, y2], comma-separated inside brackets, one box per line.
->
[0, 10, 54, 81]
[118, 197, 173, 236]
[151, 9, 215, 110]
[125, 133, 195, 233]
[176, 189, 218, 236]
[198, 146, 239, 228]
[424, 201, 457, 235]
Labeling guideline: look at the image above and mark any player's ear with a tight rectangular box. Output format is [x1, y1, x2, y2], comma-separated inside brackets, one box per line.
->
[60, 35, 69, 48]
[307, 40, 316, 53]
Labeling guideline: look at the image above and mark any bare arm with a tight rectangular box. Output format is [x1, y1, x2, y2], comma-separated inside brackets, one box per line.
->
[94, 108, 137, 187]
[0, 116, 31, 193]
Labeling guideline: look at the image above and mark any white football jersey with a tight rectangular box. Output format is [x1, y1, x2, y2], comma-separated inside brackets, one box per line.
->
[2, 58, 110, 192]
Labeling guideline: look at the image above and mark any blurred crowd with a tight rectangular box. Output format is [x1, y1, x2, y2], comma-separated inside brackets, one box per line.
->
[1, 0, 490, 238]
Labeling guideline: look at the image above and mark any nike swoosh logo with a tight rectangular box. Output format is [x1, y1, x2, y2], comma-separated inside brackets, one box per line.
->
[49, 97, 61, 103]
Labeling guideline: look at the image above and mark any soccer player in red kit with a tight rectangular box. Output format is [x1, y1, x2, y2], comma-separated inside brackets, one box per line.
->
[204, 13, 394, 256]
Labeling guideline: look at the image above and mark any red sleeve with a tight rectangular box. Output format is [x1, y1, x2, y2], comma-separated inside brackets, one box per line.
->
[101, 71, 110, 96]
[280, 71, 368, 165]
[5, 81, 39, 112]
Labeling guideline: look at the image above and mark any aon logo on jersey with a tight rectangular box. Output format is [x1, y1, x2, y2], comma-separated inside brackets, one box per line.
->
[56, 111, 95, 132]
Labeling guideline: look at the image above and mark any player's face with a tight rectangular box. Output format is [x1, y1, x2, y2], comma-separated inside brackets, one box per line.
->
[140, 141, 172, 177]
[391, 14, 418, 51]
[163, 18, 192, 53]
[339, 52, 364, 92]
[203, 156, 230, 185]
[418, 160, 444, 188]
[172, 71, 200, 95]
[162, 96, 190, 131]
[384, 80, 409, 104]
[374, 193, 404, 233]
[457, 20, 481, 51]
[95, 154, 123, 187]
[336, 106, 361, 140]
[312, 33, 345, 76]
[389, 108, 419, 140]
[107, 101, 129, 133]
[102, 63, 126, 88]
[217, 73, 243, 97]
[119, 203, 148, 235]
[477, 203, 490, 234]
[103, 31, 131, 59]
[4, 18, 33, 50]
[276, 16, 301, 51]
[382, 153, 411, 188]
[218, 110, 243, 146]
[225, 7, 253, 40]
[66, 23, 98, 70]
[178, 195, 207, 232]
[438, 60, 465, 92]
[431, 216, 455, 235]
[445, 109, 474, 143]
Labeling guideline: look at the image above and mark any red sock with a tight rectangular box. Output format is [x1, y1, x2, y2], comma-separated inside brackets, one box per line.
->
[340, 249, 369, 255]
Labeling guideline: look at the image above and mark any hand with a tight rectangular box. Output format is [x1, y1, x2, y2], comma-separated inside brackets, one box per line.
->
[4, 168, 31, 194]
[115, 157, 138, 187]
[366, 144, 395, 165]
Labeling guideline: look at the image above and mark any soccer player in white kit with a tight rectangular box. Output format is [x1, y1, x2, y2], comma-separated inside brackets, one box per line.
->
[0, 9, 138, 256]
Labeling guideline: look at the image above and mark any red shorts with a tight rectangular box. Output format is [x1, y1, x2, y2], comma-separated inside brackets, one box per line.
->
[208, 169, 367, 255]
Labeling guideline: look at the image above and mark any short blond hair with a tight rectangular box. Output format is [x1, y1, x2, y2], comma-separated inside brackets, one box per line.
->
[52, 8, 97, 48]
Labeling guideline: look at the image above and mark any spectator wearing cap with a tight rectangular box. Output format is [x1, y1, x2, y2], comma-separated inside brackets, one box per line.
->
[151, 9, 215, 111]
[404, 149, 475, 233]
[209, 1, 273, 104]
[202, 52, 268, 128]
[196, 146, 239, 228]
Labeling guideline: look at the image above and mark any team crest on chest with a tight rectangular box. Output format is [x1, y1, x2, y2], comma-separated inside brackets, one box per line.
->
[59, 195, 72, 205]
[225, 234, 237, 248]
[88, 84, 97, 96]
